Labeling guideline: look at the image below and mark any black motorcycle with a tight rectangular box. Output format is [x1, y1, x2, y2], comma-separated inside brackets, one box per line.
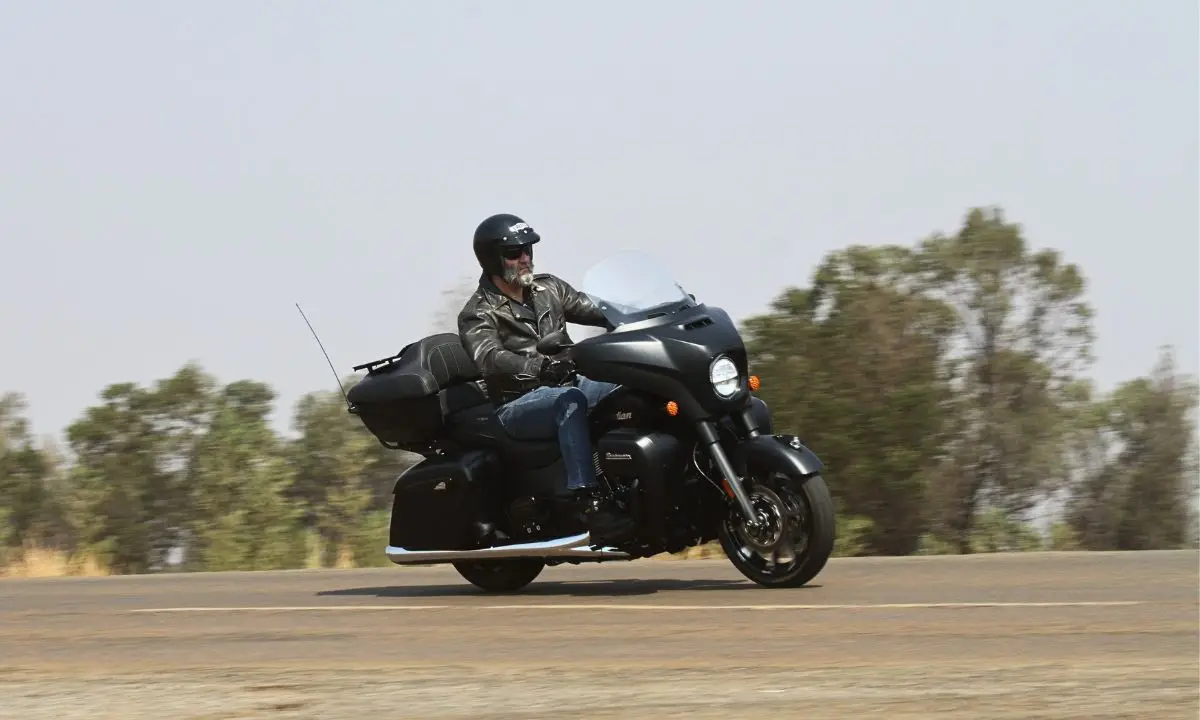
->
[340, 251, 836, 592]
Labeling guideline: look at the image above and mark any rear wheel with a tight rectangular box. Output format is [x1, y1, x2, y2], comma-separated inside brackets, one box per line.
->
[718, 472, 835, 588]
[452, 558, 546, 592]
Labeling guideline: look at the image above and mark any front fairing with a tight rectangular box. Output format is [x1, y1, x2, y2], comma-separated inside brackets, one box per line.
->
[571, 251, 755, 419]
[572, 302, 751, 419]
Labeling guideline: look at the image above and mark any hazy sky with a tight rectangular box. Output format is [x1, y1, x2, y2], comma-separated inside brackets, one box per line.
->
[1, 1, 1196, 442]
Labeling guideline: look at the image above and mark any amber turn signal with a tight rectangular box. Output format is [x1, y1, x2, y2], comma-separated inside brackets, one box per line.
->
[665, 401, 679, 416]
[748, 375, 761, 391]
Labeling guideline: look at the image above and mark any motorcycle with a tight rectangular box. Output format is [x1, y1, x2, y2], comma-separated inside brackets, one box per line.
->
[339, 250, 836, 592]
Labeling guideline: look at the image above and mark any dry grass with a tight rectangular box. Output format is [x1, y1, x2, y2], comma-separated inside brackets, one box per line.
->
[334, 545, 356, 569]
[0, 545, 109, 579]
[0, 538, 726, 579]
[655, 541, 727, 561]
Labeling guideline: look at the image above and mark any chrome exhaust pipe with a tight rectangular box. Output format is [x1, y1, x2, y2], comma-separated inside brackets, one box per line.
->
[386, 532, 632, 564]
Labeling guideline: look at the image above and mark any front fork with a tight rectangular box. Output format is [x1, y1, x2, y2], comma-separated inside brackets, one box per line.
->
[696, 410, 763, 528]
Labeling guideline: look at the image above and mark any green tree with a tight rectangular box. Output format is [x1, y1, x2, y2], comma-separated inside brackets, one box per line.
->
[183, 380, 306, 571]
[0, 392, 63, 564]
[1067, 347, 1199, 550]
[287, 384, 413, 567]
[911, 207, 1094, 551]
[65, 364, 215, 573]
[743, 245, 958, 554]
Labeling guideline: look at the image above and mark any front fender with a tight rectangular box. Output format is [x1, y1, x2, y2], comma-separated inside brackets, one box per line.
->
[737, 434, 824, 479]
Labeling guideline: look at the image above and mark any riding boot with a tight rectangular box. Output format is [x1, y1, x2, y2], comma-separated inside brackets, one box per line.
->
[564, 486, 636, 546]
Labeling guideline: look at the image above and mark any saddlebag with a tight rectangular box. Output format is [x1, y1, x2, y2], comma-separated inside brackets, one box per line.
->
[389, 449, 498, 551]
[346, 333, 483, 449]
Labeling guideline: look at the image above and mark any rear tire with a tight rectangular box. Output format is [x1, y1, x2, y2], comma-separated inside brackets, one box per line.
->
[452, 558, 546, 592]
[718, 472, 836, 588]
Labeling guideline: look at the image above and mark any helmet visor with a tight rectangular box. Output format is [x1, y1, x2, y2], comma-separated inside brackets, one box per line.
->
[497, 224, 539, 259]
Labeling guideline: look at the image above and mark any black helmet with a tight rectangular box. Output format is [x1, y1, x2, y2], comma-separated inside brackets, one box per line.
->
[472, 213, 541, 277]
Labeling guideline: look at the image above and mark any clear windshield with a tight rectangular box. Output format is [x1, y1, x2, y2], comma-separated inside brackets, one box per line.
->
[580, 250, 694, 326]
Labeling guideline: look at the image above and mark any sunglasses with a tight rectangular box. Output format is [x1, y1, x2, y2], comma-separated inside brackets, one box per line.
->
[500, 245, 533, 260]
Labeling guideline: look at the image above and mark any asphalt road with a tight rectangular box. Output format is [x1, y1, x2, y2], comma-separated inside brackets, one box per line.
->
[1, 550, 1197, 719]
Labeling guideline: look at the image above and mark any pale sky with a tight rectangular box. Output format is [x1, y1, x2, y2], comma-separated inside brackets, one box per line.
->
[1, 1, 1196, 443]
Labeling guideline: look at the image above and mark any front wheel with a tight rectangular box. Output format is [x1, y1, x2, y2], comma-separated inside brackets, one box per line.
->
[717, 472, 835, 588]
[453, 558, 546, 592]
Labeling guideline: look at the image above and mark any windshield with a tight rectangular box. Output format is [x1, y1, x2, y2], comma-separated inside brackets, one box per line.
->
[580, 250, 695, 326]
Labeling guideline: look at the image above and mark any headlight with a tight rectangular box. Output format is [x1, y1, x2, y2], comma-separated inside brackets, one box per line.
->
[709, 356, 740, 398]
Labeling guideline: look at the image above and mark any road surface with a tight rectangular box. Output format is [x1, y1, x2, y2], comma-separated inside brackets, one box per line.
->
[1, 550, 1197, 719]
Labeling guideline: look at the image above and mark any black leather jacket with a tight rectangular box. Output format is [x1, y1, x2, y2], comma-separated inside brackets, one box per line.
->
[457, 272, 609, 404]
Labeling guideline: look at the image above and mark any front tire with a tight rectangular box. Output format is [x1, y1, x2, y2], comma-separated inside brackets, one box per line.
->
[452, 558, 546, 592]
[718, 472, 835, 588]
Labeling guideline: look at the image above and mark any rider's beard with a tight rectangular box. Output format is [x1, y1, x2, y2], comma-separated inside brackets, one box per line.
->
[505, 262, 535, 287]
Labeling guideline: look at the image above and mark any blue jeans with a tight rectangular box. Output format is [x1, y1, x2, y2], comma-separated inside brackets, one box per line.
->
[495, 376, 620, 491]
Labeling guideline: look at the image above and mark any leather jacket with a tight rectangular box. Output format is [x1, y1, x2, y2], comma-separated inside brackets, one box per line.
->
[457, 272, 610, 405]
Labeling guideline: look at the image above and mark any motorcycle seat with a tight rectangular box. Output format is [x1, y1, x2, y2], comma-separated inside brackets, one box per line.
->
[441, 383, 563, 468]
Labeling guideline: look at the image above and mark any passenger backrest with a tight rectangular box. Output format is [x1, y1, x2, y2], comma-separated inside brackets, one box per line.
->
[401, 332, 481, 387]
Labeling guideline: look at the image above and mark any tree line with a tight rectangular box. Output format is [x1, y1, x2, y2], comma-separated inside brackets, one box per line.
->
[2, 206, 1197, 576]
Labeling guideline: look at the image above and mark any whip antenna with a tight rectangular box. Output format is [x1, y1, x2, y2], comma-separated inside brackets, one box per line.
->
[295, 303, 351, 410]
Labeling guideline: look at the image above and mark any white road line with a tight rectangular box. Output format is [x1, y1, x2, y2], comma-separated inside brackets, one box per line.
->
[128, 600, 1145, 613]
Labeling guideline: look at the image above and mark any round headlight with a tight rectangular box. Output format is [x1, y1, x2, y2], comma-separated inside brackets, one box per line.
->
[709, 356, 740, 398]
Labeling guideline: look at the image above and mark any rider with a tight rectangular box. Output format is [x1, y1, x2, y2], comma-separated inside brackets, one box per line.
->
[456, 212, 636, 545]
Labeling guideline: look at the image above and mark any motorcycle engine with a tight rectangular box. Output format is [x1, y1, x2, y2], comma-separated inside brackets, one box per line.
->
[506, 496, 547, 538]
